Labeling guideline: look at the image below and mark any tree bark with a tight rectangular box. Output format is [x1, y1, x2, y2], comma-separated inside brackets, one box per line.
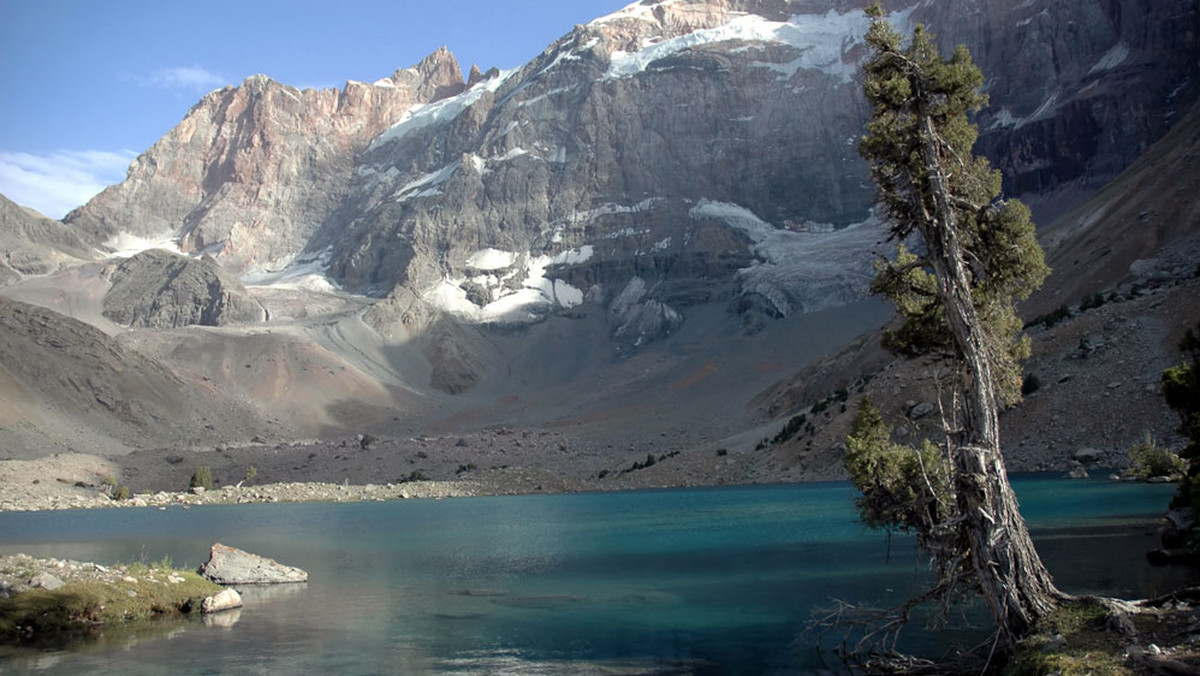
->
[915, 113, 1065, 642]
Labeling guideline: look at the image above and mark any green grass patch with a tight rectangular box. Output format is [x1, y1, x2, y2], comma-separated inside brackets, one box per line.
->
[0, 570, 222, 641]
[1003, 600, 1127, 675]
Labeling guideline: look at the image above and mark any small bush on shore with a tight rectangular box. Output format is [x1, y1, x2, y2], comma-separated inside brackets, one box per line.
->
[189, 467, 213, 491]
[1128, 433, 1186, 479]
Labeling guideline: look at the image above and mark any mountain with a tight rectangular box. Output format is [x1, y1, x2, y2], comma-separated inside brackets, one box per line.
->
[64, 48, 467, 274]
[0, 194, 95, 283]
[2, 0, 1199, 485]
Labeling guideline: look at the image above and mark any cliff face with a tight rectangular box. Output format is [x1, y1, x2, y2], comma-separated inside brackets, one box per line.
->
[58, 0, 1200, 348]
[313, 0, 1198, 342]
[64, 48, 467, 274]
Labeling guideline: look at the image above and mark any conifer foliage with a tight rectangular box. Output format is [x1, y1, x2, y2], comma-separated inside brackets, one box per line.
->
[847, 3, 1064, 648]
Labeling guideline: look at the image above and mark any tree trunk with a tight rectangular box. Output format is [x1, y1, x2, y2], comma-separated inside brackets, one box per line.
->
[916, 114, 1065, 642]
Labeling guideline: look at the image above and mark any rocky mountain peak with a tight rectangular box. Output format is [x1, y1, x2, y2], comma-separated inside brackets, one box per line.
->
[64, 49, 476, 275]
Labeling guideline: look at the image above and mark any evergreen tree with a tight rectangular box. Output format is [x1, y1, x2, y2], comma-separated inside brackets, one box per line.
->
[1163, 324, 1200, 517]
[850, 3, 1063, 645]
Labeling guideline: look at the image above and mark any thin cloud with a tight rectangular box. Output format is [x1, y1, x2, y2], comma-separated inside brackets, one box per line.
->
[140, 65, 227, 91]
[0, 149, 136, 219]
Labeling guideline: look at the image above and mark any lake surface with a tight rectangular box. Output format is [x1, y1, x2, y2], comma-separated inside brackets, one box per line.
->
[0, 476, 1192, 674]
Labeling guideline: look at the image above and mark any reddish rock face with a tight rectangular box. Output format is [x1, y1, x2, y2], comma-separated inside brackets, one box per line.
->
[65, 48, 466, 274]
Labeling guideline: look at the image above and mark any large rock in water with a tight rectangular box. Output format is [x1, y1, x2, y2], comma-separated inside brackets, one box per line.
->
[103, 249, 266, 328]
[197, 543, 308, 585]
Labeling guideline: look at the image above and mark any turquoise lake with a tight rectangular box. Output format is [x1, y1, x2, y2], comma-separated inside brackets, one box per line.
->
[0, 476, 1193, 674]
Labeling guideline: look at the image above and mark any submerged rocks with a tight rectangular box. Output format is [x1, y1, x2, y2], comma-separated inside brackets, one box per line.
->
[197, 543, 308, 585]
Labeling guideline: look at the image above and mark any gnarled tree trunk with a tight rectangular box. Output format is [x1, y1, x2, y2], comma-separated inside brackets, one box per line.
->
[916, 112, 1065, 642]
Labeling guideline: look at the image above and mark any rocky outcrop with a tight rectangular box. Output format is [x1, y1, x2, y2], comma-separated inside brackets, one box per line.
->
[0, 193, 94, 279]
[197, 543, 308, 585]
[102, 249, 266, 328]
[64, 49, 468, 274]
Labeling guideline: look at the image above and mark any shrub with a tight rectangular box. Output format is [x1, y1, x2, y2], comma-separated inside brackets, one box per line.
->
[189, 467, 213, 491]
[1128, 433, 1186, 479]
[1080, 292, 1105, 311]
[844, 398, 951, 533]
[113, 485, 131, 501]
[400, 470, 429, 483]
[244, 466, 257, 483]
[1021, 373, 1041, 396]
[1026, 305, 1072, 329]
[771, 413, 808, 445]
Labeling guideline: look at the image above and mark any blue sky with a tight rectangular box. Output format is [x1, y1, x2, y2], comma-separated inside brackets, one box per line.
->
[0, 0, 626, 218]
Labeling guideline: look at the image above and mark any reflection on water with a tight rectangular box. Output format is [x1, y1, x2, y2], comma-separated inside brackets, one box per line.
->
[0, 477, 1192, 674]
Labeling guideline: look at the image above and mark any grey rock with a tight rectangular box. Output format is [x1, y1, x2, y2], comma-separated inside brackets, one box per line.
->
[1064, 467, 1090, 479]
[29, 572, 65, 590]
[201, 587, 244, 613]
[198, 542, 308, 585]
[1074, 448, 1103, 464]
[103, 250, 266, 329]
[907, 402, 936, 420]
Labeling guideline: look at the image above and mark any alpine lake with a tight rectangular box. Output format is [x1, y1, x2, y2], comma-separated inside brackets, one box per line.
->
[0, 475, 1193, 674]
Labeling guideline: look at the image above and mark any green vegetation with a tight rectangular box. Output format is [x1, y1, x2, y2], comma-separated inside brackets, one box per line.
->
[771, 413, 808, 445]
[189, 466, 213, 491]
[0, 562, 222, 640]
[850, 2, 1061, 647]
[1163, 323, 1200, 519]
[844, 398, 949, 534]
[399, 470, 429, 483]
[1079, 291, 1107, 312]
[1003, 600, 1127, 675]
[112, 485, 131, 501]
[1127, 432, 1186, 479]
[1026, 305, 1072, 330]
[244, 466, 257, 483]
[1021, 373, 1041, 396]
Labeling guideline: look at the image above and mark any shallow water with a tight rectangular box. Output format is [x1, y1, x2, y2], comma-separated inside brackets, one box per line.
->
[0, 476, 1191, 674]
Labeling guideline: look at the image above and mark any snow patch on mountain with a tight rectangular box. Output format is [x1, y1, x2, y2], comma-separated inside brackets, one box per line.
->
[690, 199, 882, 315]
[604, 9, 882, 84]
[104, 232, 182, 258]
[242, 248, 342, 294]
[1088, 41, 1130, 74]
[370, 69, 516, 150]
[425, 246, 592, 323]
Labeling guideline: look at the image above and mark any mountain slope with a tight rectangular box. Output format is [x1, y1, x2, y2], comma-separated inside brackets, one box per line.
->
[63, 49, 468, 274]
[1, 0, 1198, 474]
[1027, 99, 1200, 315]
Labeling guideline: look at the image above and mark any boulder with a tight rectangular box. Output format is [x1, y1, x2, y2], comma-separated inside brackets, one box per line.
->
[29, 572, 64, 590]
[907, 402, 936, 420]
[1074, 447, 1103, 464]
[201, 587, 244, 613]
[197, 543, 308, 585]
